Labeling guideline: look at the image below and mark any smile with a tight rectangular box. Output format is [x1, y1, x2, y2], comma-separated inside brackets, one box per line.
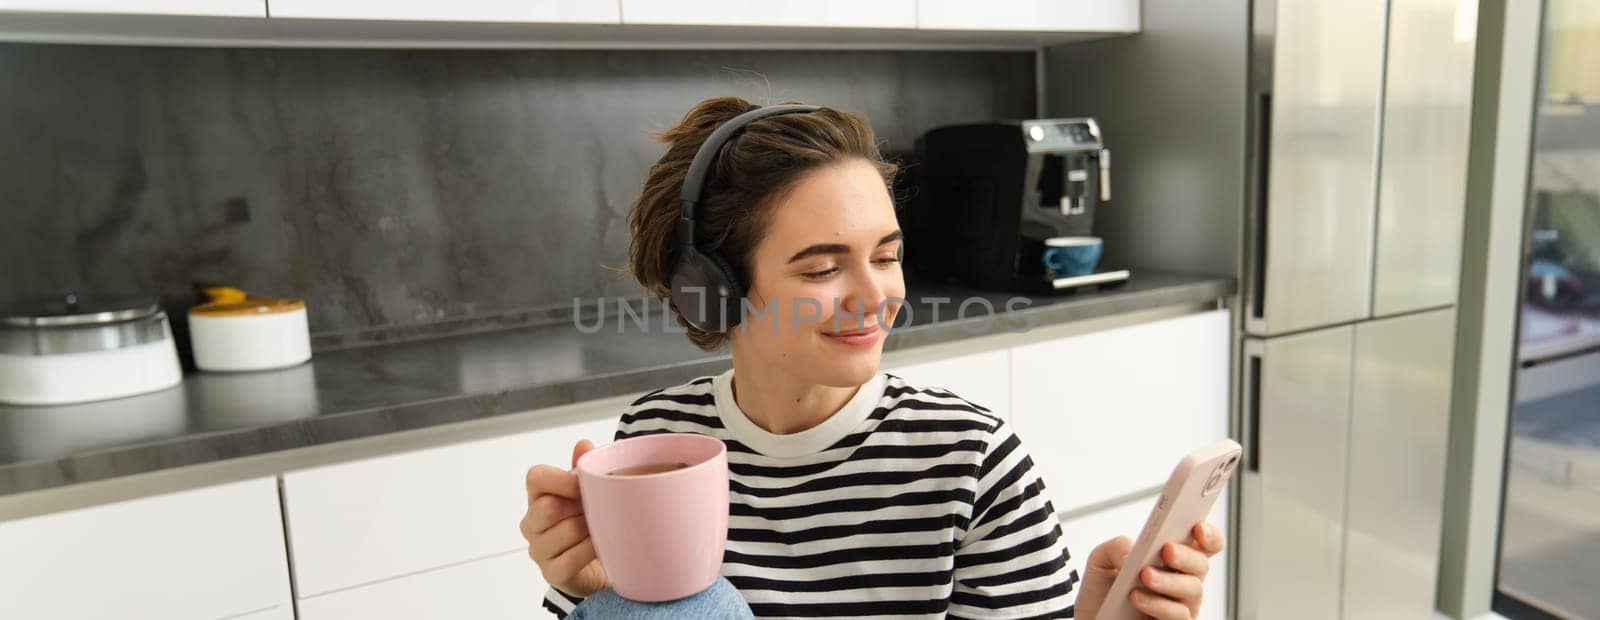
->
[822, 325, 882, 347]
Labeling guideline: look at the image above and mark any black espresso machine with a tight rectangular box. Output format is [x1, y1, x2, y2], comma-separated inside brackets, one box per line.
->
[909, 119, 1130, 295]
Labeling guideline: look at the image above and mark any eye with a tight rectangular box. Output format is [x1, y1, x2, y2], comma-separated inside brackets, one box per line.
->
[801, 266, 840, 280]
[873, 256, 901, 267]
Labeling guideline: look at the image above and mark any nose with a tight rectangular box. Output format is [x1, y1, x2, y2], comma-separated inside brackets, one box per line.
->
[841, 262, 889, 321]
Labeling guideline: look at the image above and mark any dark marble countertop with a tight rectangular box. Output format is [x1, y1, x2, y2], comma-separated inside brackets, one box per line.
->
[0, 272, 1232, 497]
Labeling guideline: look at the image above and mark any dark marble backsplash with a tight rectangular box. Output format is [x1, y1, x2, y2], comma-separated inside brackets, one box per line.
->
[0, 44, 1034, 340]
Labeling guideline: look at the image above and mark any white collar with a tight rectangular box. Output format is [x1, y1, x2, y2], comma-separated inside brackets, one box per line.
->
[712, 368, 886, 459]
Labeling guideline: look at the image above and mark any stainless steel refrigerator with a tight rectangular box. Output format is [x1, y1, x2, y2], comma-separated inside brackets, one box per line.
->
[1236, 0, 1479, 618]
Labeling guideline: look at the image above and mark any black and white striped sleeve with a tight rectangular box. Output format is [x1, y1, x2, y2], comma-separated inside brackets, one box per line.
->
[541, 587, 582, 619]
[949, 419, 1078, 619]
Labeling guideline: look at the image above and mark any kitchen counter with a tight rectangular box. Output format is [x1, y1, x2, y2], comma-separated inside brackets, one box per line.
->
[0, 271, 1232, 497]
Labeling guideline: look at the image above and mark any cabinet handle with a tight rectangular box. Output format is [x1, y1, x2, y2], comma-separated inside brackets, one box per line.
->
[1250, 92, 1272, 321]
[1246, 354, 1263, 473]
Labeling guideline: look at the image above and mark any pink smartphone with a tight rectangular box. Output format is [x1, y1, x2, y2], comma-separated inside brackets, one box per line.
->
[1097, 438, 1242, 620]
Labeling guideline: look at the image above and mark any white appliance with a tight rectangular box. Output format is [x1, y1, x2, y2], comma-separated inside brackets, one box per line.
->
[0, 295, 183, 405]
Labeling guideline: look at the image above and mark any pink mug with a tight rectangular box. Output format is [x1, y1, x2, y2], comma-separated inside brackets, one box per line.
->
[574, 432, 730, 602]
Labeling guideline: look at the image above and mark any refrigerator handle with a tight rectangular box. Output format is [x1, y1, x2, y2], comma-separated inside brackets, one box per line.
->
[1249, 92, 1272, 324]
[1244, 352, 1263, 473]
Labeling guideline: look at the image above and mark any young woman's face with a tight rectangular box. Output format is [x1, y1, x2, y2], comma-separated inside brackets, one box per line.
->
[732, 158, 905, 388]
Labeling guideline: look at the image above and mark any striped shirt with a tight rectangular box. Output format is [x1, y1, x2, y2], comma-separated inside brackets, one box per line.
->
[544, 369, 1078, 619]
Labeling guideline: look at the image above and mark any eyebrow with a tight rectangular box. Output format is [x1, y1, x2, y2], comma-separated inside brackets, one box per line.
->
[786, 230, 903, 263]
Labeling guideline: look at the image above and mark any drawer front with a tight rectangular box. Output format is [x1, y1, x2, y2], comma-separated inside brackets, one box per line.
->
[1010, 310, 1231, 513]
[0, 477, 291, 620]
[282, 404, 620, 597]
[298, 551, 546, 620]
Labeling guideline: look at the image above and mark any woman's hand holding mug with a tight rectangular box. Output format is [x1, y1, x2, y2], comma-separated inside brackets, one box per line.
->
[521, 439, 609, 598]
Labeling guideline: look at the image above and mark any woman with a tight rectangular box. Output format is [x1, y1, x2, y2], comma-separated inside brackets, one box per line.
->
[520, 96, 1224, 619]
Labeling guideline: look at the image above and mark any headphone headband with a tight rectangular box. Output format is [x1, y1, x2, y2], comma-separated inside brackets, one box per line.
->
[677, 104, 821, 248]
[668, 102, 820, 334]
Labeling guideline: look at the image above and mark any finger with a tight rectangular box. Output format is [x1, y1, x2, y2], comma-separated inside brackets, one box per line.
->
[1130, 587, 1193, 620]
[571, 439, 596, 470]
[529, 494, 585, 535]
[1192, 522, 1227, 556]
[549, 534, 600, 581]
[526, 464, 580, 502]
[1090, 536, 1134, 571]
[1140, 566, 1204, 608]
[531, 514, 591, 562]
[1161, 540, 1211, 581]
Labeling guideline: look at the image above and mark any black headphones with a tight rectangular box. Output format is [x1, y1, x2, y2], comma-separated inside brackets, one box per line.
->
[670, 104, 820, 333]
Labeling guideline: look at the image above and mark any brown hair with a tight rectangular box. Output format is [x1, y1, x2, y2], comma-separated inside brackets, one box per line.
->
[628, 96, 898, 351]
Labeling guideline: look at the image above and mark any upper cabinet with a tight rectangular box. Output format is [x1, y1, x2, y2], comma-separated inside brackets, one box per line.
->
[0, 0, 264, 17]
[268, 0, 619, 23]
[622, 0, 916, 29]
[0, 0, 1138, 46]
[917, 0, 1138, 32]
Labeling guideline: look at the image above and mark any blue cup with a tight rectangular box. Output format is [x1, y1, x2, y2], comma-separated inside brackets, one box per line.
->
[1041, 237, 1103, 277]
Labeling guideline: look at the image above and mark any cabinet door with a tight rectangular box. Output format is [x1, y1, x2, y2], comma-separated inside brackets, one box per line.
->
[887, 348, 1010, 421]
[1369, 0, 1476, 315]
[1248, 0, 1388, 335]
[281, 405, 620, 598]
[915, 0, 1137, 32]
[1240, 327, 1353, 620]
[1061, 490, 1229, 620]
[299, 550, 546, 620]
[0, 477, 292, 620]
[232, 605, 296, 620]
[1009, 310, 1230, 514]
[621, 0, 916, 29]
[1341, 309, 1455, 619]
[0, 0, 263, 16]
[267, 0, 619, 23]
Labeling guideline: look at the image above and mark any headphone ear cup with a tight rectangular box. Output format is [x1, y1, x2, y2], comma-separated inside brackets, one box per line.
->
[668, 249, 745, 333]
[705, 251, 745, 331]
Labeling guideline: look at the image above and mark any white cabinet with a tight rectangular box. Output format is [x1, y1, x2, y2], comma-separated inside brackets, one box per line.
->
[621, 0, 916, 29]
[917, 0, 1138, 32]
[0, 0, 1139, 45]
[1010, 310, 1231, 514]
[0, 477, 293, 620]
[299, 550, 548, 620]
[887, 348, 1011, 421]
[267, 0, 619, 23]
[231, 606, 296, 620]
[1060, 488, 1229, 620]
[0, 0, 264, 16]
[281, 405, 620, 598]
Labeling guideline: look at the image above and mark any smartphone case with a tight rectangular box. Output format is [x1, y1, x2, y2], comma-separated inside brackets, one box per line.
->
[1096, 438, 1242, 620]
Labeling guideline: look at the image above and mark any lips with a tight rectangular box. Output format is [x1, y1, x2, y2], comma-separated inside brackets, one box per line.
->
[822, 325, 882, 347]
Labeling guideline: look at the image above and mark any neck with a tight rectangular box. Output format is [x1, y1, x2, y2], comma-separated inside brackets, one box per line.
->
[728, 352, 862, 436]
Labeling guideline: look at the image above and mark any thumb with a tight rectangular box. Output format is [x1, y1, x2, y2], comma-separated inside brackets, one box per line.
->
[571, 439, 596, 469]
[1091, 536, 1134, 571]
